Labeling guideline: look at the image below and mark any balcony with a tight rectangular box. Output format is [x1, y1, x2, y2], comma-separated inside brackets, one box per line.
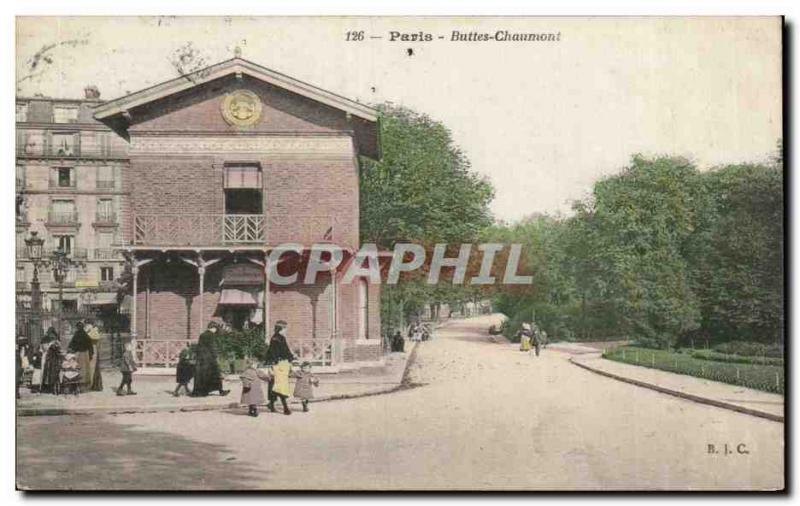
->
[93, 248, 118, 260]
[49, 179, 77, 190]
[133, 214, 265, 246]
[94, 211, 117, 226]
[44, 247, 88, 260]
[131, 214, 339, 247]
[96, 179, 116, 190]
[46, 211, 79, 227]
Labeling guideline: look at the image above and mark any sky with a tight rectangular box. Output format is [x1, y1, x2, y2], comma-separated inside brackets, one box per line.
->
[16, 16, 782, 222]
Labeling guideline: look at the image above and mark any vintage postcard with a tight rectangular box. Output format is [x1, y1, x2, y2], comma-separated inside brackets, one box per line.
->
[14, 16, 784, 491]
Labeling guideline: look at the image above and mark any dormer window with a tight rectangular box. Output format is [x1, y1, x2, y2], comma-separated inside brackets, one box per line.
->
[53, 105, 79, 124]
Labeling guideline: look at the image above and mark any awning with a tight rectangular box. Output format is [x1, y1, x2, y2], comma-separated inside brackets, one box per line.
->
[219, 288, 259, 306]
[82, 292, 120, 305]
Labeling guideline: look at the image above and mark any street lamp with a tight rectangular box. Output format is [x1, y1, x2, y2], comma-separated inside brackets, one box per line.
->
[49, 247, 86, 341]
[24, 231, 86, 345]
[24, 231, 44, 349]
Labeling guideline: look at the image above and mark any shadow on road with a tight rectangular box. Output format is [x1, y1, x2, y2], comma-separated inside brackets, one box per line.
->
[17, 415, 266, 490]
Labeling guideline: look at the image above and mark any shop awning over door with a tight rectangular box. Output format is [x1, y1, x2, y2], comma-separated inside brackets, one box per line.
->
[219, 288, 259, 306]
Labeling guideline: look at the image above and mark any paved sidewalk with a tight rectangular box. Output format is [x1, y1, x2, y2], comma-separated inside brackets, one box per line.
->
[16, 347, 415, 416]
[567, 351, 784, 422]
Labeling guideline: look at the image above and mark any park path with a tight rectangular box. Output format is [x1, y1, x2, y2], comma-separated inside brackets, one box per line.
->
[17, 315, 784, 490]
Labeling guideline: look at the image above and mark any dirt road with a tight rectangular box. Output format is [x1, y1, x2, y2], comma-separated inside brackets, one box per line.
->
[17, 315, 784, 490]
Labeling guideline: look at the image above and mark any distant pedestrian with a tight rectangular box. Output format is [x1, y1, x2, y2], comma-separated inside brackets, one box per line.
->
[264, 320, 294, 415]
[68, 322, 94, 390]
[173, 348, 194, 397]
[85, 321, 104, 392]
[519, 323, 532, 352]
[40, 337, 63, 394]
[192, 322, 230, 397]
[292, 361, 319, 412]
[239, 360, 272, 417]
[391, 330, 405, 352]
[532, 327, 542, 357]
[117, 341, 138, 396]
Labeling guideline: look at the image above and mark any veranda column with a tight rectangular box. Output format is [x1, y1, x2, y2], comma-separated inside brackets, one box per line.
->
[198, 263, 205, 337]
[263, 250, 270, 342]
[131, 260, 139, 341]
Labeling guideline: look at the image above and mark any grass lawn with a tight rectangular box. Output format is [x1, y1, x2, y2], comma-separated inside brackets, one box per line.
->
[603, 346, 784, 394]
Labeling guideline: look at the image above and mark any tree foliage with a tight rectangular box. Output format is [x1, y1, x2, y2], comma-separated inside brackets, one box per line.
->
[360, 104, 495, 331]
[492, 154, 784, 348]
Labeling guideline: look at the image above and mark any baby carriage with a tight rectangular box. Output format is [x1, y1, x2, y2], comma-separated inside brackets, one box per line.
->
[60, 353, 82, 395]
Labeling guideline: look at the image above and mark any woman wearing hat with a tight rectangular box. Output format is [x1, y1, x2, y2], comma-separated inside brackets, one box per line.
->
[264, 320, 294, 415]
[191, 322, 230, 397]
[68, 321, 94, 390]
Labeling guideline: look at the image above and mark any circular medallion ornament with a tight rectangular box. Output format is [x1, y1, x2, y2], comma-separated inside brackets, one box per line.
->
[222, 90, 263, 127]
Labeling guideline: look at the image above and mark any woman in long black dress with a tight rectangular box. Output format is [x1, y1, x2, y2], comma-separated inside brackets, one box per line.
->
[191, 322, 229, 397]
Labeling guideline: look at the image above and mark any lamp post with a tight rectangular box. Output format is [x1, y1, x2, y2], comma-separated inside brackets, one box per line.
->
[24, 231, 44, 349]
[25, 231, 86, 345]
[49, 247, 86, 341]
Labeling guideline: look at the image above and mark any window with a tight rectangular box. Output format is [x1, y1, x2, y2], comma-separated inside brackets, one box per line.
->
[224, 164, 262, 189]
[97, 166, 114, 189]
[54, 167, 74, 188]
[50, 200, 76, 225]
[53, 106, 79, 124]
[16, 165, 24, 190]
[358, 279, 369, 340]
[52, 133, 76, 156]
[96, 198, 114, 221]
[100, 267, 114, 282]
[53, 235, 74, 255]
[16, 103, 28, 122]
[16, 265, 26, 283]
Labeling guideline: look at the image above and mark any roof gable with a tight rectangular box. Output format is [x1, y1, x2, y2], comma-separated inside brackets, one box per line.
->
[93, 57, 380, 158]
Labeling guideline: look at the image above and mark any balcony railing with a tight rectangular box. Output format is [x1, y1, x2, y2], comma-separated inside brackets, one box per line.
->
[49, 179, 77, 190]
[288, 338, 334, 367]
[17, 141, 128, 159]
[96, 179, 116, 190]
[93, 248, 118, 260]
[44, 247, 87, 260]
[133, 214, 265, 246]
[47, 211, 79, 226]
[94, 211, 117, 225]
[132, 213, 338, 247]
[135, 339, 194, 368]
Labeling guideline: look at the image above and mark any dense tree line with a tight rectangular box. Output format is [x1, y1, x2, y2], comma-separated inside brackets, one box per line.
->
[493, 154, 784, 348]
[360, 104, 783, 347]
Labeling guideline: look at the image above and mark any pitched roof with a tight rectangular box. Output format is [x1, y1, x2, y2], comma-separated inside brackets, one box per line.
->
[93, 57, 381, 158]
[93, 57, 378, 122]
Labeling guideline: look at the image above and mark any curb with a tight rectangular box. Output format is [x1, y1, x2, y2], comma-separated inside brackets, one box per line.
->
[17, 344, 421, 418]
[569, 356, 784, 423]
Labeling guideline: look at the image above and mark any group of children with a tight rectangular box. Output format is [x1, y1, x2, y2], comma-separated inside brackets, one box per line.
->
[239, 361, 319, 417]
[171, 348, 319, 418]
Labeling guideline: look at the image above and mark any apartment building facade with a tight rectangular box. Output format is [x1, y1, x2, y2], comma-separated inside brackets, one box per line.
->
[16, 90, 130, 318]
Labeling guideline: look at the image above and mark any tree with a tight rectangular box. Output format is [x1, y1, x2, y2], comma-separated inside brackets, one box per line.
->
[360, 105, 495, 332]
[360, 105, 494, 248]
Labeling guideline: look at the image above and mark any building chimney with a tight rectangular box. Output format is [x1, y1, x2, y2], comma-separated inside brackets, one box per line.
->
[84, 85, 100, 99]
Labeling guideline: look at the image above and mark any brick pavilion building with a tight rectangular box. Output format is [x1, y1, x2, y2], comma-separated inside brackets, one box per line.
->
[90, 57, 383, 371]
